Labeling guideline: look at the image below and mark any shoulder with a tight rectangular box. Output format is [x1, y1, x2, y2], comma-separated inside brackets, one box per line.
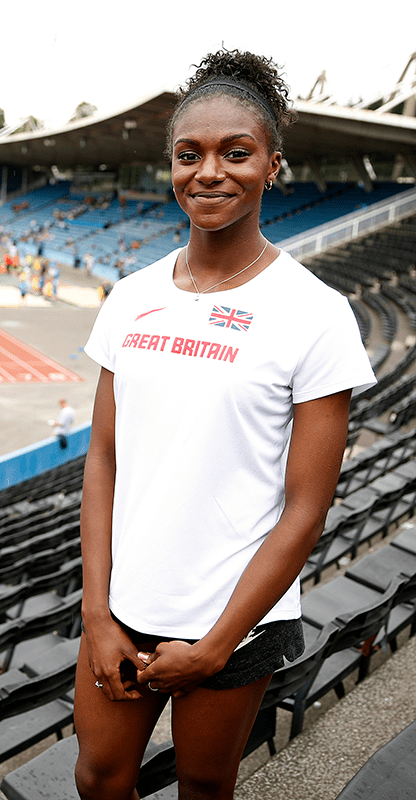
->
[263, 250, 350, 323]
[276, 250, 343, 301]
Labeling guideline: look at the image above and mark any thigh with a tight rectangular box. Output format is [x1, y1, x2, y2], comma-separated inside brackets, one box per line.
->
[171, 674, 272, 789]
[74, 634, 168, 786]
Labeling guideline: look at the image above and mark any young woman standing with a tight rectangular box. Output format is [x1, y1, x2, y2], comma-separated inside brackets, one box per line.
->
[74, 49, 375, 800]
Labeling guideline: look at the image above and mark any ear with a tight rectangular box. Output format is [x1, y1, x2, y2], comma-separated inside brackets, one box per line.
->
[267, 151, 282, 184]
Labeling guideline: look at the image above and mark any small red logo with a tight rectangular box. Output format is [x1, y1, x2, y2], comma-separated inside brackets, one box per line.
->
[135, 307, 166, 321]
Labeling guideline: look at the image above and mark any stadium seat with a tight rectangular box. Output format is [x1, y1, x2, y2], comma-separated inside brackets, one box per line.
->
[334, 720, 416, 799]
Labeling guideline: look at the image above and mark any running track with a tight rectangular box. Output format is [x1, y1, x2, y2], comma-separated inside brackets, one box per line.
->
[0, 329, 82, 384]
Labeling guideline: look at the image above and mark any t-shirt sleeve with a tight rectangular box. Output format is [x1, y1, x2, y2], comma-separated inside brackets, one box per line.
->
[83, 284, 120, 372]
[292, 293, 376, 403]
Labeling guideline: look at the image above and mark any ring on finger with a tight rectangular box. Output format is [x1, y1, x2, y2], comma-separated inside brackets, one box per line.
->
[148, 681, 159, 692]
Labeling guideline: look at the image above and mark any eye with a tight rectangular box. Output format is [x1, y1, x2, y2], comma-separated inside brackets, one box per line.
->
[226, 148, 250, 159]
[177, 150, 200, 162]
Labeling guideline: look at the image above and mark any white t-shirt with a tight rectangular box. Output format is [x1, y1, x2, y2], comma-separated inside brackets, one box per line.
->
[56, 405, 75, 435]
[84, 248, 376, 639]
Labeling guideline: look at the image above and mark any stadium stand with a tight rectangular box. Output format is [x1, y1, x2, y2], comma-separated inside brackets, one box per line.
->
[3, 196, 416, 790]
[2, 171, 416, 800]
[2, 532, 415, 797]
[1, 181, 412, 282]
[1, 49, 416, 796]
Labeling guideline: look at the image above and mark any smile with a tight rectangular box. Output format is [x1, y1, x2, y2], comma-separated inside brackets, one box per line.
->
[190, 192, 235, 202]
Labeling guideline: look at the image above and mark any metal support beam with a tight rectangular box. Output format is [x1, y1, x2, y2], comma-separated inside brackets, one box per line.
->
[274, 174, 291, 195]
[401, 151, 416, 180]
[0, 165, 8, 205]
[349, 156, 373, 193]
[304, 158, 327, 193]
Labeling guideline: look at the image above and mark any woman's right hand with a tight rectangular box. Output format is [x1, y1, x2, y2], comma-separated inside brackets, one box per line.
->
[82, 614, 149, 701]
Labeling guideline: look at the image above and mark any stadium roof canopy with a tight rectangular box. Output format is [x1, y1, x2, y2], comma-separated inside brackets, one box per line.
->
[0, 88, 415, 176]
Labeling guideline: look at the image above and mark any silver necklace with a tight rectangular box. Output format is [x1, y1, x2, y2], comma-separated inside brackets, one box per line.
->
[185, 239, 268, 301]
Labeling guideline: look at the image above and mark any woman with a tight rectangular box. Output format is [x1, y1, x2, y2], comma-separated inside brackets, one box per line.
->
[74, 49, 376, 800]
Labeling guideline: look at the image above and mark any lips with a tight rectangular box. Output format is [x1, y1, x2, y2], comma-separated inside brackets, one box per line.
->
[190, 192, 235, 203]
[192, 192, 230, 197]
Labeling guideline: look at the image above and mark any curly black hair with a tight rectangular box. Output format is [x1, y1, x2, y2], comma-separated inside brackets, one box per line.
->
[165, 48, 296, 159]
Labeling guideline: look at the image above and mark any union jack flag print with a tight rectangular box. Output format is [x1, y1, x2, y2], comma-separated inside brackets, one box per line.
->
[209, 305, 253, 332]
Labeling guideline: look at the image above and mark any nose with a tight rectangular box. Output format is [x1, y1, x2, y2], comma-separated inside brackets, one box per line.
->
[194, 153, 226, 185]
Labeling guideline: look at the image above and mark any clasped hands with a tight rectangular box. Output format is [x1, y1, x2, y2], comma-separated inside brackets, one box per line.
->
[135, 639, 219, 698]
[86, 618, 225, 700]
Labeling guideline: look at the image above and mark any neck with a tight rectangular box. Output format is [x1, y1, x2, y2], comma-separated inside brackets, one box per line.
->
[186, 222, 267, 277]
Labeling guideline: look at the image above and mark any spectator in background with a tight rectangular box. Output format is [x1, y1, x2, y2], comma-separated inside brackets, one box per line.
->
[98, 281, 112, 302]
[83, 252, 95, 275]
[51, 399, 75, 449]
[48, 264, 60, 301]
[18, 267, 29, 301]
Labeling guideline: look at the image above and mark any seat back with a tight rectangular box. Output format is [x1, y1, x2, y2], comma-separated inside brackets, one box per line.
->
[328, 573, 407, 657]
[261, 622, 339, 709]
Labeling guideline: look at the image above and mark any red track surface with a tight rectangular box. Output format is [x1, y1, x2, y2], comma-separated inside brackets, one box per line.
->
[0, 329, 82, 384]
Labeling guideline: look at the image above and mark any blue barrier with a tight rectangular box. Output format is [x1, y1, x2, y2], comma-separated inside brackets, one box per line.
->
[0, 422, 91, 491]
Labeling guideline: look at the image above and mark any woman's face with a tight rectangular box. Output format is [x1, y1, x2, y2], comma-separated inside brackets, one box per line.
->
[171, 96, 281, 233]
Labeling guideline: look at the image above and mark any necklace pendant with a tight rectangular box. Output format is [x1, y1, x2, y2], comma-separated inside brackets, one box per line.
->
[195, 295, 200, 301]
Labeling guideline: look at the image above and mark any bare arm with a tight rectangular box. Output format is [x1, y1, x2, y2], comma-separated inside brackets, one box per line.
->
[138, 389, 351, 695]
[80, 367, 145, 700]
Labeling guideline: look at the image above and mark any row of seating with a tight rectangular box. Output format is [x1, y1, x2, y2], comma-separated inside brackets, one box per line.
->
[308, 212, 416, 435]
[2, 525, 415, 799]
[348, 298, 372, 344]
[0, 455, 85, 513]
[349, 373, 416, 426]
[301, 456, 416, 582]
[2, 456, 414, 616]
[3, 181, 411, 284]
[335, 428, 416, 498]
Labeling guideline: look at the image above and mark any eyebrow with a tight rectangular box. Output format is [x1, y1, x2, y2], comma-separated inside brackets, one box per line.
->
[174, 133, 256, 147]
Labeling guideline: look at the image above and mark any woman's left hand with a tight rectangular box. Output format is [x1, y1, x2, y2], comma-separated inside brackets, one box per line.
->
[136, 640, 221, 697]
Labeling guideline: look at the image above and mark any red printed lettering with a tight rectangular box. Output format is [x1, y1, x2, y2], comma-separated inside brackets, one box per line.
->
[130, 333, 141, 348]
[199, 341, 210, 357]
[160, 336, 171, 352]
[147, 335, 160, 351]
[183, 339, 195, 356]
[223, 346, 239, 363]
[207, 343, 221, 359]
[138, 334, 150, 349]
[172, 337, 184, 354]
[122, 333, 133, 347]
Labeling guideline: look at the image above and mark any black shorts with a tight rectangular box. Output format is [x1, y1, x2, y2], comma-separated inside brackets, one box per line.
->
[110, 614, 305, 691]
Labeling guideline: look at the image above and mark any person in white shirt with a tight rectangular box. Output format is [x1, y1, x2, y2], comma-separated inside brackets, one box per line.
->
[53, 398, 75, 449]
[74, 48, 376, 800]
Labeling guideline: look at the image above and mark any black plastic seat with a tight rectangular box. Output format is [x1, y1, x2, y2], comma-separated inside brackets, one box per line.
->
[335, 720, 416, 799]
[282, 577, 404, 738]
[0, 731, 179, 800]
[345, 547, 416, 594]
[391, 525, 416, 556]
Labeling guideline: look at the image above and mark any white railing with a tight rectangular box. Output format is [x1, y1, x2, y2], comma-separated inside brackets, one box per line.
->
[276, 186, 416, 261]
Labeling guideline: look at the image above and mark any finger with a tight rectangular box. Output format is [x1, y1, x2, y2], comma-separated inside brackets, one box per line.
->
[96, 669, 143, 702]
[154, 641, 172, 655]
[123, 647, 151, 670]
[136, 662, 157, 684]
[137, 650, 154, 669]
[107, 680, 144, 701]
